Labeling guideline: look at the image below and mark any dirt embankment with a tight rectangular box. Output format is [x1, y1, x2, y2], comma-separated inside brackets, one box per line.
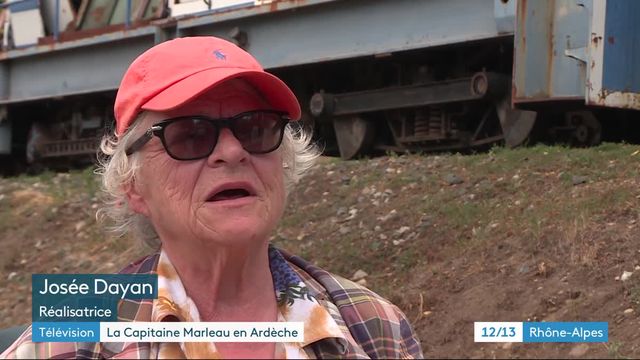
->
[1, 144, 640, 358]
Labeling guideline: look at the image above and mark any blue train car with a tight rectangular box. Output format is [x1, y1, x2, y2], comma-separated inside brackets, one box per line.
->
[0, 0, 637, 166]
[513, 0, 640, 146]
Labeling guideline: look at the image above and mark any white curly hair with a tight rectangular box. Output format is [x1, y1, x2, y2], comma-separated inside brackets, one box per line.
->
[96, 113, 320, 248]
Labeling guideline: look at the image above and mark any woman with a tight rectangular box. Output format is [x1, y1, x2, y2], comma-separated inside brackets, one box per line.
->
[2, 37, 422, 359]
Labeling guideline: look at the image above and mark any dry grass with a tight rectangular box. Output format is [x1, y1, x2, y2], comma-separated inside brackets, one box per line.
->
[2, 143, 640, 358]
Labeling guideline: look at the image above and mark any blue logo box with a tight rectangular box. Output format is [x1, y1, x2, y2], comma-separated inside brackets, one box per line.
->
[523, 322, 608, 343]
[32, 274, 157, 322]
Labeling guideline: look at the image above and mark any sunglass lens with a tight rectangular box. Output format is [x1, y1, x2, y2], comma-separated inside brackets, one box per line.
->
[164, 118, 217, 160]
[233, 112, 286, 153]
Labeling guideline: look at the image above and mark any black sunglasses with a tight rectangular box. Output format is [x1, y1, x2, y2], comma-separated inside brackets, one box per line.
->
[125, 110, 290, 160]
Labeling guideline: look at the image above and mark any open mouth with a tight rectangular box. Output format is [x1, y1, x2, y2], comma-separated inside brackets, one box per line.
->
[208, 188, 251, 201]
[207, 183, 256, 202]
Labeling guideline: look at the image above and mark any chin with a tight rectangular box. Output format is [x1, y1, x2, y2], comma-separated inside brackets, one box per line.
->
[199, 218, 275, 246]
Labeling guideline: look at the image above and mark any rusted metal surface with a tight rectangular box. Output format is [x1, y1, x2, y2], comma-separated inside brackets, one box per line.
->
[39, 23, 129, 44]
[169, 0, 257, 18]
[143, 0, 165, 20]
[76, 0, 117, 30]
[171, 0, 329, 27]
[1, 24, 156, 61]
[513, 0, 591, 104]
[515, 0, 639, 110]
[1, 0, 331, 60]
[76, 0, 165, 30]
[591, 90, 640, 110]
[41, 0, 75, 35]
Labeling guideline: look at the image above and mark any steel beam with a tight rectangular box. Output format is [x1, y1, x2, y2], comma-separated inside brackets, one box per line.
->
[309, 73, 508, 118]
[180, 0, 509, 69]
[0, 36, 153, 104]
[0, 0, 510, 105]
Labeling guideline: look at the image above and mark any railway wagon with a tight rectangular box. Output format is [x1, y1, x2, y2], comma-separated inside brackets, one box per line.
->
[0, 0, 638, 167]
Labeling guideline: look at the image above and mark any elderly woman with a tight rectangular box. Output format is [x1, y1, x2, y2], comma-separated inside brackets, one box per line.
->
[1, 37, 422, 359]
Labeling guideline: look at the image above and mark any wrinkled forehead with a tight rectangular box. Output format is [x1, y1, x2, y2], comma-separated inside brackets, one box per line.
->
[141, 78, 272, 125]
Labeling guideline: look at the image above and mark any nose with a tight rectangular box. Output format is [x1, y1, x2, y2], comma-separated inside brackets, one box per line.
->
[206, 127, 249, 167]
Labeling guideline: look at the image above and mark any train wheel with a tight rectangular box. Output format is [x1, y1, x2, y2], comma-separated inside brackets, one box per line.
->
[333, 115, 375, 160]
[495, 96, 537, 148]
[568, 111, 601, 146]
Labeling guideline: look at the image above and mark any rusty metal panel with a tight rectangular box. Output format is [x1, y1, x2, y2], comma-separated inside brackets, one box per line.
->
[41, 0, 75, 33]
[110, 0, 159, 25]
[142, 0, 165, 20]
[513, 0, 591, 104]
[587, 0, 640, 110]
[168, 0, 254, 18]
[110, 0, 130, 25]
[76, 0, 118, 30]
[76, 0, 164, 29]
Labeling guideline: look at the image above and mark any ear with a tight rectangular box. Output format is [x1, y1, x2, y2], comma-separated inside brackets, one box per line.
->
[125, 181, 150, 217]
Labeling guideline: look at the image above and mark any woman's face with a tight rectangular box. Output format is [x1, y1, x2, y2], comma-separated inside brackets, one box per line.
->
[126, 79, 286, 250]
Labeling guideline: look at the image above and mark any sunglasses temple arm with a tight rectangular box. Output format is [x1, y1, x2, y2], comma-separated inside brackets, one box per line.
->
[125, 129, 155, 156]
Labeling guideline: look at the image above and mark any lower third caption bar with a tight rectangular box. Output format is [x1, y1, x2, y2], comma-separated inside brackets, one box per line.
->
[32, 322, 304, 343]
[474, 322, 607, 343]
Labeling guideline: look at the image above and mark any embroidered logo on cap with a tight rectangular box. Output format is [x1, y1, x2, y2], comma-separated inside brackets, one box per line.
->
[213, 50, 226, 60]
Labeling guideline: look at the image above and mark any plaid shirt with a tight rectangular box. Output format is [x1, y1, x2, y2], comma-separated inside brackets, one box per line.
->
[1, 247, 422, 359]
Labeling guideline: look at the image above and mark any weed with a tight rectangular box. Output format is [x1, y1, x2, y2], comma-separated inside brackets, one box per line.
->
[608, 341, 628, 359]
[392, 247, 421, 271]
[0, 208, 12, 232]
[322, 156, 343, 165]
[15, 170, 55, 185]
[559, 217, 600, 267]
[437, 201, 486, 231]
[630, 285, 640, 312]
[385, 173, 421, 189]
[79, 166, 100, 199]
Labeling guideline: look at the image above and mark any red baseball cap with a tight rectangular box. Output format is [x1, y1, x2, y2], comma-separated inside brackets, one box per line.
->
[114, 36, 301, 135]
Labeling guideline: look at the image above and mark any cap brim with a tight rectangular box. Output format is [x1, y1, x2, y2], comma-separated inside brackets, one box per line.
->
[141, 68, 302, 120]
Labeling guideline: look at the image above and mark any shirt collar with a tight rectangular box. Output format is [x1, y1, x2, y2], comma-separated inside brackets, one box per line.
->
[267, 246, 347, 347]
[153, 246, 347, 348]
